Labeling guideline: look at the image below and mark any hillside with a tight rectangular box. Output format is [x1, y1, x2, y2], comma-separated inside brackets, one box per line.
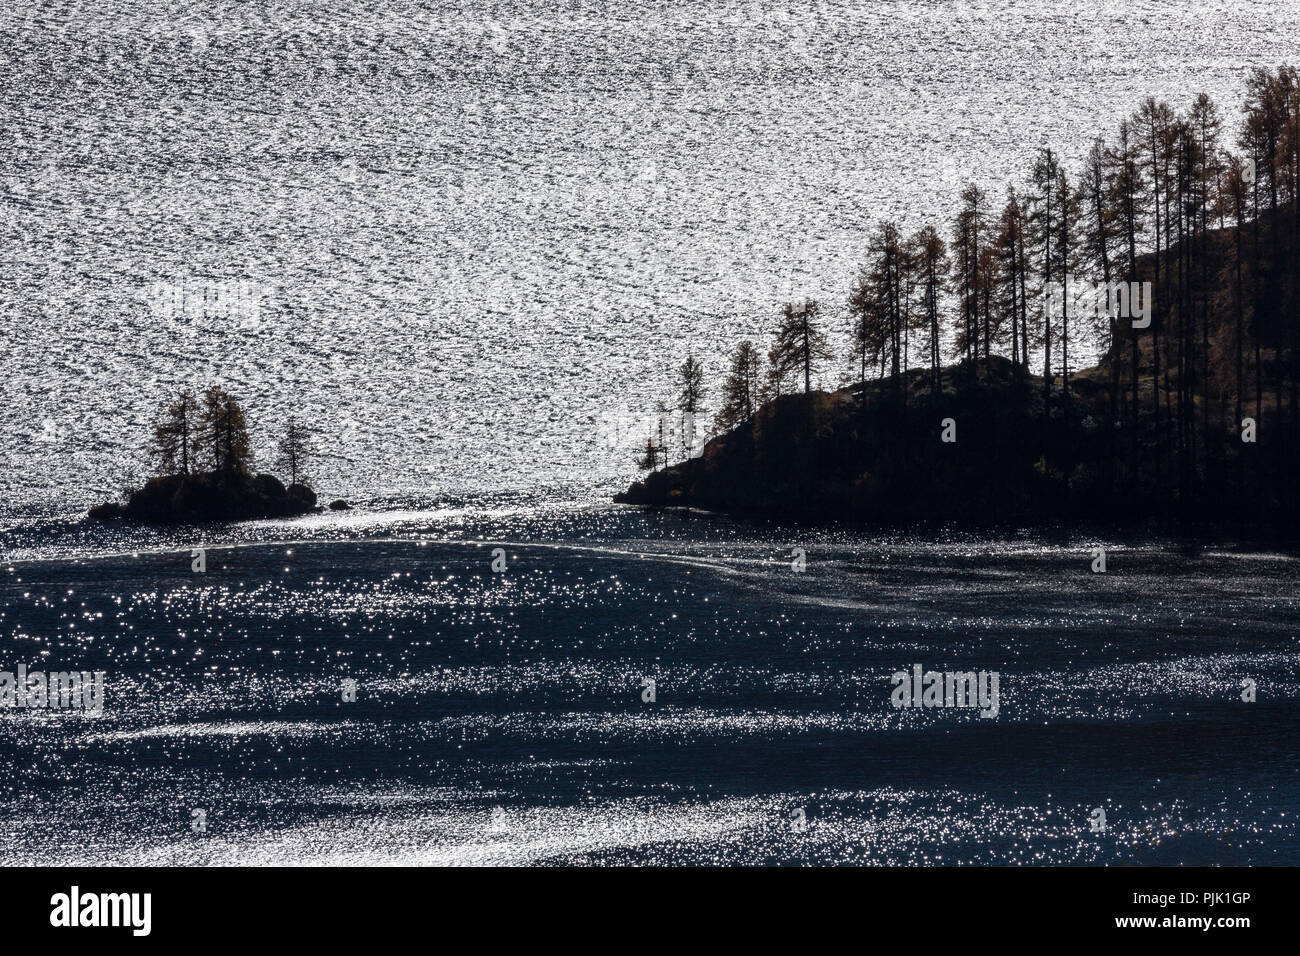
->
[618, 215, 1299, 532]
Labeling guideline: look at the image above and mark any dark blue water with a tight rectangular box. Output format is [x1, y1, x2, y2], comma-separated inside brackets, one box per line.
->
[1, 505, 1295, 864]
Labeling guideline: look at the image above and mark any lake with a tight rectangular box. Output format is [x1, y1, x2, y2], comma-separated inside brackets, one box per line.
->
[3, 0, 1297, 518]
[1, 508, 1296, 863]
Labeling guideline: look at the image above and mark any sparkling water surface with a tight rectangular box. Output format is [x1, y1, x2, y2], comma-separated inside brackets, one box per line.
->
[3, 0, 1298, 515]
[1, 508, 1296, 864]
[2, 1, 1298, 865]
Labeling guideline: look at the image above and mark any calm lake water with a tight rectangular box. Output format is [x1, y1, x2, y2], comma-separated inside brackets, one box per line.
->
[1, 1, 1298, 864]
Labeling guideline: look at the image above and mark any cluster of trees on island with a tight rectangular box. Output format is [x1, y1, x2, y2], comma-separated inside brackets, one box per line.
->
[90, 386, 337, 523]
[628, 66, 1300, 527]
[150, 386, 313, 487]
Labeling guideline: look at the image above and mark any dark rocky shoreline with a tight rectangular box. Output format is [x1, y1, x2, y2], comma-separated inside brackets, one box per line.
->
[615, 356, 1297, 535]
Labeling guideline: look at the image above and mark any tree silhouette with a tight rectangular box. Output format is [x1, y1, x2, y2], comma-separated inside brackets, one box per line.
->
[1055, 164, 1081, 408]
[637, 435, 661, 472]
[276, 416, 314, 487]
[674, 354, 707, 459]
[848, 270, 886, 390]
[716, 341, 762, 431]
[951, 185, 989, 366]
[772, 300, 833, 394]
[911, 225, 950, 395]
[1105, 119, 1148, 426]
[992, 188, 1029, 370]
[197, 386, 252, 475]
[677, 354, 705, 415]
[151, 389, 199, 476]
[1030, 147, 1064, 402]
[1134, 96, 1177, 477]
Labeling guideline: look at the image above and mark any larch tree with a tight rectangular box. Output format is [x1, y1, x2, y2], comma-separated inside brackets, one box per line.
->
[1030, 147, 1063, 403]
[950, 185, 988, 367]
[772, 299, 833, 395]
[151, 389, 199, 477]
[637, 435, 661, 472]
[197, 386, 253, 475]
[851, 222, 909, 396]
[1055, 166, 1081, 408]
[677, 353, 706, 415]
[276, 415, 314, 487]
[993, 188, 1029, 370]
[716, 341, 762, 431]
[1078, 138, 1123, 439]
[910, 225, 950, 397]
[848, 267, 885, 390]
[675, 354, 706, 460]
[955, 184, 989, 364]
[1134, 96, 1177, 461]
[1105, 118, 1148, 425]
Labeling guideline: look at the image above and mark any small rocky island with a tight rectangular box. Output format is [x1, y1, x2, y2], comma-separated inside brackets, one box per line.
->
[89, 386, 343, 525]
